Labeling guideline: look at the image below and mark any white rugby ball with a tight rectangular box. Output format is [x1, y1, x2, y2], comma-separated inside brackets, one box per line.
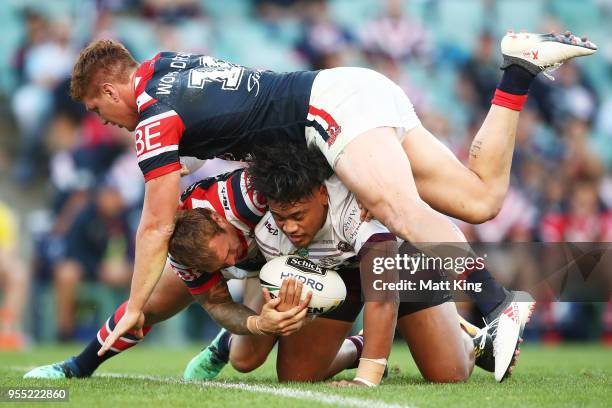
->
[259, 255, 347, 316]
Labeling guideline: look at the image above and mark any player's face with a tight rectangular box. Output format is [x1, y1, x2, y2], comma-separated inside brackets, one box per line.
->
[206, 218, 243, 271]
[83, 87, 139, 131]
[269, 186, 328, 248]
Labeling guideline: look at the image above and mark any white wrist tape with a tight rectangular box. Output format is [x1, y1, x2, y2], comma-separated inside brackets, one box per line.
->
[353, 377, 377, 387]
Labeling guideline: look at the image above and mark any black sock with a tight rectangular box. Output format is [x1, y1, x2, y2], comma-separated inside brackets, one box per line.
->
[215, 330, 232, 362]
[498, 64, 536, 95]
[72, 338, 118, 377]
[466, 268, 508, 317]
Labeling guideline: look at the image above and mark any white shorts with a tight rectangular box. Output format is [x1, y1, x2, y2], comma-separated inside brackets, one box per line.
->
[305, 67, 421, 167]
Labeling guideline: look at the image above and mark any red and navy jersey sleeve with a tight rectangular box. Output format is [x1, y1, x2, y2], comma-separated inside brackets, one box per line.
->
[168, 254, 223, 295]
[134, 102, 186, 182]
[133, 55, 186, 182]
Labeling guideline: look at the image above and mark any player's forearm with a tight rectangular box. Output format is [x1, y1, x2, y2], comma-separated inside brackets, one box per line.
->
[128, 223, 174, 311]
[192, 280, 257, 335]
[354, 300, 397, 386]
[201, 300, 257, 335]
[362, 301, 397, 360]
[128, 170, 181, 311]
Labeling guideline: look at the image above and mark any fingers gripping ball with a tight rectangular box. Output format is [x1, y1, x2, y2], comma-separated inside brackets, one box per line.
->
[259, 256, 347, 316]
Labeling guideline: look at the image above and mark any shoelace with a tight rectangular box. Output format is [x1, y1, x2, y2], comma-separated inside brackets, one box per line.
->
[474, 325, 489, 351]
[542, 62, 564, 81]
[480, 317, 501, 356]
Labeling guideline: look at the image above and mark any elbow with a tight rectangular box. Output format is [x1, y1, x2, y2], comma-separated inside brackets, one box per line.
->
[137, 218, 176, 240]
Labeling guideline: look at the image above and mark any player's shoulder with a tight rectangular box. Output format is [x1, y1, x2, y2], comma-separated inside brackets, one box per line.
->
[324, 176, 360, 231]
[180, 168, 247, 208]
[254, 212, 282, 259]
[324, 175, 353, 204]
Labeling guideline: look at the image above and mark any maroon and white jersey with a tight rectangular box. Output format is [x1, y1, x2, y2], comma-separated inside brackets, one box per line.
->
[169, 168, 267, 294]
[254, 175, 396, 270]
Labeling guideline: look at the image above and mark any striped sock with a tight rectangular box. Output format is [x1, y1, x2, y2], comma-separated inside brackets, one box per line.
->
[72, 301, 152, 377]
[346, 335, 364, 369]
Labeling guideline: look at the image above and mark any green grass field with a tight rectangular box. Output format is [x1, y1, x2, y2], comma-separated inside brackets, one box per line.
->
[1, 343, 610, 407]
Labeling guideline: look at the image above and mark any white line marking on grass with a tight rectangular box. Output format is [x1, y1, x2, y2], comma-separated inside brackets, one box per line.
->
[12, 366, 413, 408]
[100, 373, 413, 408]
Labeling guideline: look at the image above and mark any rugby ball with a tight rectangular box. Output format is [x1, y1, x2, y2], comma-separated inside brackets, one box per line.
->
[259, 255, 347, 316]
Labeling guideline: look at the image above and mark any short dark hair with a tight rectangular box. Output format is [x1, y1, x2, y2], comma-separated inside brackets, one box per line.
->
[248, 142, 333, 204]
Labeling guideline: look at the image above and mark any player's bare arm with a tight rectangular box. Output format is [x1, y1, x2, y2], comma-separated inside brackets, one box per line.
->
[99, 170, 181, 355]
[195, 277, 311, 336]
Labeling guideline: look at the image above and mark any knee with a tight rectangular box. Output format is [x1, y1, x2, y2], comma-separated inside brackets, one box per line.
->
[421, 358, 472, 383]
[230, 355, 263, 373]
[469, 197, 503, 224]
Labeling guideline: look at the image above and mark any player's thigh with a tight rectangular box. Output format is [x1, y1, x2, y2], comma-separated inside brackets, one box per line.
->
[276, 317, 352, 382]
[334, 128, 427, 229]
[143, 264, 193, 325]
[398, 301, 472, 382]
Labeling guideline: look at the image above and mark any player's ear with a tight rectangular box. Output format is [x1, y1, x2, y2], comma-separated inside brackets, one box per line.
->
[210, 211, 225, 225]
[317, 185, 328, 206]
[101, 83, 119, 102]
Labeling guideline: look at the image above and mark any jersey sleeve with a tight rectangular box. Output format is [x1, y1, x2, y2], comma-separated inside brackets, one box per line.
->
[135, 102, 186, 182]
[168, 254, 223, 295]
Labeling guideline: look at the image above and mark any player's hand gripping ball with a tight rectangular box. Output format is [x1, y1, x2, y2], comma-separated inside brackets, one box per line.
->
[259, 255, 347, 316]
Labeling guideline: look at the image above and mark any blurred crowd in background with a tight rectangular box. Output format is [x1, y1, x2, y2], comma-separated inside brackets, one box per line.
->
[0, 0, 611, 350]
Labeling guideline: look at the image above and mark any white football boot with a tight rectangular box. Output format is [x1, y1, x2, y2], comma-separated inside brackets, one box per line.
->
[483, 290, 536, 382]
[501, 31, 597, 80]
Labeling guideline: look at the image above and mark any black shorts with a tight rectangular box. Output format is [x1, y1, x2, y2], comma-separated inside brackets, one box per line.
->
[320, 266, 452, 322]
[320, 267, 363, 322]
[398, 265, 453, 318]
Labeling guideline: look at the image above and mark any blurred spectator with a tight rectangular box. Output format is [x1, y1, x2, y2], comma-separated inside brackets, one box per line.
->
[458, 31, 501, 113]
[295, 0, 354, 69]
[11, 18, 76, 182]
[561, 117, 604, 180]
[11, 9, 49, 87]
[0, 202, 30, 350]
[529, 62, 599, 128]
[368, 55, 429, 113]
[53, 184, 133, 341]
[473, 187, 537, 243]
[359, 0, 431, 64]
[141, 0, 202, 23]
[254, 0, 298, 22]
[540, 179, 612, 242]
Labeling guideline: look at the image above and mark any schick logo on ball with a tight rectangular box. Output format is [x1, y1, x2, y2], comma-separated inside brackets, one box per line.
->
[280, 272, 324, 292]
[286, 257, 327, 276]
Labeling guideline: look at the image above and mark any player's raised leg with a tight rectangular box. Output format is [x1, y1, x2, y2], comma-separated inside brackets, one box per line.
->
[24, 264, 193, 379]
[402, 31, 597, 224]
